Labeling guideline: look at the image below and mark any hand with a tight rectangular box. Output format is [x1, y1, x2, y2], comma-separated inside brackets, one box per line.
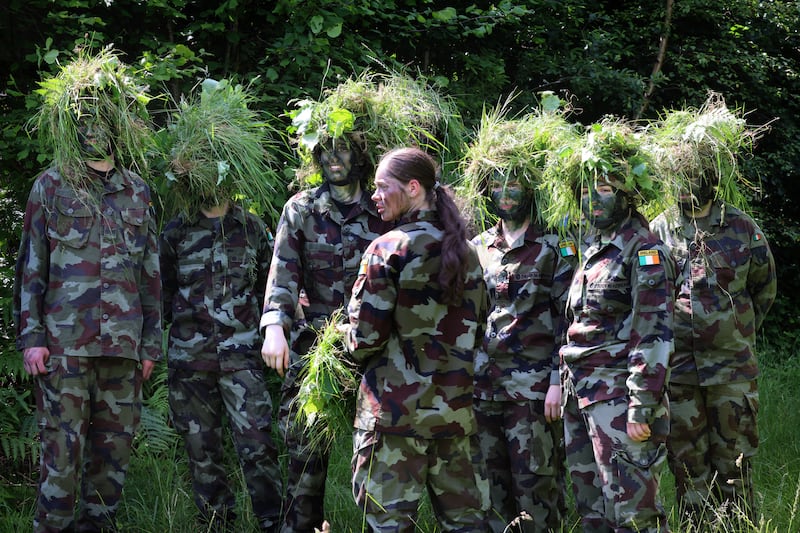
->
[22, 346, 50, 376]
[627, 422, 652, 442]
[141, 359, 156, 381]
[261, 324, 290, 377]
[544, 384, 561, 423]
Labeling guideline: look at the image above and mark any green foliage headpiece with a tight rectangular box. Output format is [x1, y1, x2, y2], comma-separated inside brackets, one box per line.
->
[31, 45, 155, 185]
[646, 91, 768, 211]
[460, 92, 580, 228]
[287, 70, 465, 188]
[542, 116, 658, 227]
[158, 78, 283, 222]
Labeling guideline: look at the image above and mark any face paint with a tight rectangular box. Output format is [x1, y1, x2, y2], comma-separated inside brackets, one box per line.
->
[488, 174, 533, 223]
[319, 139, 357, 186]
[581, 182, 628, 230]
[77, 117, 113, 160]
[679, 172, 715, 213]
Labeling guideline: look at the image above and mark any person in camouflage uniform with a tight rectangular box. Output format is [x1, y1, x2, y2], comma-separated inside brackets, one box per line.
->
[345, 147, 490, 532]
[13, 49, 162, 532]
[464, 103, 578, 532]
[649, 110, 777, 518]
[557, 120, 676, 533]
[260, 133, 394, 531]
[159, 79, 284, 531]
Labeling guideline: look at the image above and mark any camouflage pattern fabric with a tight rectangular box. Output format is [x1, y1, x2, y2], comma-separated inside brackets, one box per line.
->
[168, 368, 282, 530]
[352, 430, 489, 532]
[260, 183, 393, 532]
[346, 209, 489, 529]
[667, 381, 758, 518]
[14, 167, 162, 361]
[651, 203, 775, 518]
[13, 166, 162, 532]
[474, 399, 563, 532]
[470, 222, 574, 531]
[563, 392, 669, 533]
[560, 213, 675, 531]
[650, 203, 776, 386]
[161, 205, 272, 372]
[160, 206, 281, 530]
[33, 356, 142, 531]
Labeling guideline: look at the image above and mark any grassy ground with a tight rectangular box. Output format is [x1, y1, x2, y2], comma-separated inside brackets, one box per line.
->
[2, 360, 799, 533]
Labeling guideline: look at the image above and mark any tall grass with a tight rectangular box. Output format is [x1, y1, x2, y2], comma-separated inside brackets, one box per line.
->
[2, 359, 798, 533]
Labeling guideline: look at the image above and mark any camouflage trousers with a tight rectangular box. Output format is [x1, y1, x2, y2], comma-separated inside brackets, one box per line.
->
[278, 360, 331, 533]
[564, 393, 669, 533]
[169, 368, 282, 531]
[33, 355, 142, 533]
[667, 380, 758, 519]
[474, 398, 565, 532]
[352, 429, 490, 532]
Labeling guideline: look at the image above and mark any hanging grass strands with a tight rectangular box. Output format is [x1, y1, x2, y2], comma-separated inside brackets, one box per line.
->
[286, 69, 466, 188]
[155, 78, 286, 224]
[459, 91, 580, 232]
[29, 45, 156, 188]
[292, 309, 360, 454]
[645, 91, 771, 215]
[541, 115, 661, 230]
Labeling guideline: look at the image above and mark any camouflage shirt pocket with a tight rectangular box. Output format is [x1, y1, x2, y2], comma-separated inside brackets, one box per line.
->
[47, 192, 94, 249]
[120, 207, 149, 255]
[708, 245, 749, 294]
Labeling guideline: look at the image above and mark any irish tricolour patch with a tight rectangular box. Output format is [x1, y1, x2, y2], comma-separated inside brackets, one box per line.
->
[638, 249, 661, 266]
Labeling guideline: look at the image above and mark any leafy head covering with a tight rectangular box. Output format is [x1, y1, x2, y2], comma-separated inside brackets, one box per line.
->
[157, 78, 284, 223]
[542, 116, 660, 227]
[646, 91, 769, 212]
[286, 70, 465, 188]
[460, 92, 580, 229]
[30, 45, 155, 186]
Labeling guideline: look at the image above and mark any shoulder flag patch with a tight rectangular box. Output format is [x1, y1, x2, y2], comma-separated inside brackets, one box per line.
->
[638, 249, 661, 266]
[559, 240, 577, 257]
[753, 233, 763, 242]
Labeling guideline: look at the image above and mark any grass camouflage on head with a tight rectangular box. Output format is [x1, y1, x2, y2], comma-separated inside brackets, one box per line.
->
[646, 91, 770, 214]
[286, 70, 465, 189]
[157, 78, 284, 223]
[30, 45, 155, 187]
[460, 92, 580, 230]
[542, 116, 660, 229]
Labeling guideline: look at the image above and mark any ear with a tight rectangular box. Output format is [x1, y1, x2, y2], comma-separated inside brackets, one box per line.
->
[406, 179, 422, 198]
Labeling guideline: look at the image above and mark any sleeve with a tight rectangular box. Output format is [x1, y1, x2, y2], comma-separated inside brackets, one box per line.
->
[346, 244, 397, 364]
[158, 225, 178, 327]
[13, 178, 50, 350]
[550, 252, 574, 386]
[253, 216, 273, 315]
[748, 227, 777, 331]
[626, 243, 675, 424]
[139, 202, 164, 362]
[260, 200, 304, 334]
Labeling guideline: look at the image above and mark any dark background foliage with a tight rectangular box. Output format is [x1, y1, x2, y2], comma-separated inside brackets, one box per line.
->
[2, 0, 799, 488]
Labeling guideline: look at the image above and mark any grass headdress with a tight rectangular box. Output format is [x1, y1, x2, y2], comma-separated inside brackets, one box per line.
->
[646, 91, 769, 213]
[30, 45, 155, 187]
[156, 78, 284, 223]
[460, 92, 580, 230]
[541, 116, 660, 228]
[286, 70, 465, 188]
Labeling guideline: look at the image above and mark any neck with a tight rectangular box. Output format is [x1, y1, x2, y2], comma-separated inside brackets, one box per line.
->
[682, 200, 713, 219]
[329, 181, 362, 204]
[500, 217, 530, 245]
[86, 158, 114, 173]
[201, 200, 230, 218]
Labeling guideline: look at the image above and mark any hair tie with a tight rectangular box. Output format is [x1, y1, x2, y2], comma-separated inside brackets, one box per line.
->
[433, 181, 441, 191]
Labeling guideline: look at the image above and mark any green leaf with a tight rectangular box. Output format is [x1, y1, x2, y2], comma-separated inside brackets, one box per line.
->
[309, 15, 324, 34]
[326, 23, 342, 38]
[432, 7, 457, 22]
[327, 108, 355, 137]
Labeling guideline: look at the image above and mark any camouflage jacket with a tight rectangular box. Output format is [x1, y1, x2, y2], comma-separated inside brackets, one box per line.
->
[650, 203, 777, 385]
[160, 205, 271, 371]
[260, 183, 393, 357]
[346, 210, 487, 439]
[561, 213, 675, 423]
[471, 222, 575, 402]
[13, 166, 162, 361]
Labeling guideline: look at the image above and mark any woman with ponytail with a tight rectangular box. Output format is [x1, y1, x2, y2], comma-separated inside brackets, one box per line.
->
[345, 147, 490, 531]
